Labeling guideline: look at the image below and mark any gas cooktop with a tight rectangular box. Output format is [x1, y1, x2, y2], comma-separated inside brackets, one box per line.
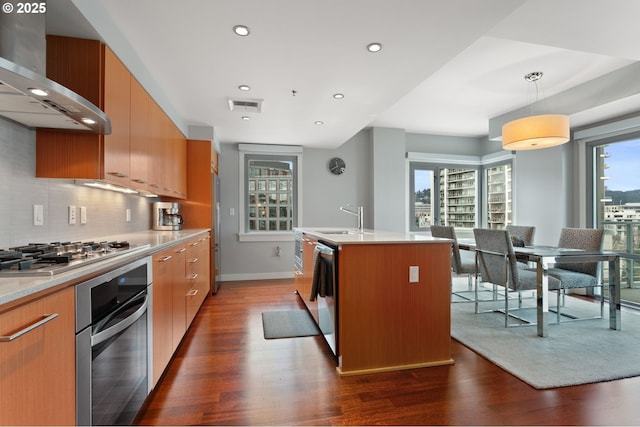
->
[0, 241, 151, 277]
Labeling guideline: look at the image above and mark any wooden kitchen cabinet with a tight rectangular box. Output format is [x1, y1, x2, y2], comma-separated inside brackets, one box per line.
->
[152, 236, 210, 385]
[185, 234, 210, 326]
[171, 245, 187, 350]
[152, 248, 175, 385]
[36, 35, 186, 198]
[0, 287, 75, 425]
[151, 244, 187, 386]
[129, 76, 150, 191]
[181, 139, 219, 293]
[102, 46, 131, 186]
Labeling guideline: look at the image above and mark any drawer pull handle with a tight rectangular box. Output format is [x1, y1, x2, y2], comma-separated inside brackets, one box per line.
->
[0, 313, 58, 342]
[189, 257, 199, 263]
[177, 248, 187, 253]
[158, 255, 173, 262]
[187, 273, 198, 280]
[108, 171, 129, 178]
[186, 289, 198, 296]
[190, 241, 199, 247]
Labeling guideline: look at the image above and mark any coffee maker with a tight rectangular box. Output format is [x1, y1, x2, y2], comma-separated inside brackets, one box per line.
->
[153, 202, 184, 231]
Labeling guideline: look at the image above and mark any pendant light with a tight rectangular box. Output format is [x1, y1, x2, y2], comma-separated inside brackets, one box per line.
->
[502, 72, 570, 150]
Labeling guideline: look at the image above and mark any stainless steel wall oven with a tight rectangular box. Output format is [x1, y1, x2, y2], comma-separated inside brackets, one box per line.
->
[75, 256, 152, 426]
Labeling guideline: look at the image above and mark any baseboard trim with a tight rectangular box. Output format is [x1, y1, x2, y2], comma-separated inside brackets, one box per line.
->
[220, 272, 295, 282]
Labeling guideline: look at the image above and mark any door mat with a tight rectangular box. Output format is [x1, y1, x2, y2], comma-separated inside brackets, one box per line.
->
[261, 310, 320, 339]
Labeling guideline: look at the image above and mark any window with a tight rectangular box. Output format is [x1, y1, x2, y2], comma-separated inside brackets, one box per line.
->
[590, 138, 640, 295]
[408, 152, 513, 232]
[485, 163, 512, 229]
[239, 144, 302, 241]
[410, 163, 479, 231]
[247, 157, 294, 231]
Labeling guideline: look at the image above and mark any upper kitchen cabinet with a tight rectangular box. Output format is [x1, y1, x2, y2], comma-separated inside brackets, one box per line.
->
[36, 36, 186, 198]
[130, 76, 150, 192]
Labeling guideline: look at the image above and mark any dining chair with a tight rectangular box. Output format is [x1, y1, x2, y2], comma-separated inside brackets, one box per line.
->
[473, 228, 561, 327]
[505, 225, 535, 247]
[546, 227, 605, 322]
[430, 225, 476, 298]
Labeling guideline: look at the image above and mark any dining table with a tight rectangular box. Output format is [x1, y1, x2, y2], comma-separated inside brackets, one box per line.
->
[457, 240, 621, 337]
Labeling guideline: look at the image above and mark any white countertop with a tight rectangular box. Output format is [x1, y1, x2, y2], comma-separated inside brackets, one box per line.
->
[0, 229, 210, 307]
[295, 227, 452, 245]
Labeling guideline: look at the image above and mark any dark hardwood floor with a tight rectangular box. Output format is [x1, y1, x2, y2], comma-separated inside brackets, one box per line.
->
[137, 279, 640, 425]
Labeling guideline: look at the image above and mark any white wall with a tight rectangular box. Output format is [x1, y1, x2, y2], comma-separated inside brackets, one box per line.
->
[511, 144, 572, 245]
[0, 117, 154, 248]
[372, 127, 407, 232]
[218, 129, 373, 281]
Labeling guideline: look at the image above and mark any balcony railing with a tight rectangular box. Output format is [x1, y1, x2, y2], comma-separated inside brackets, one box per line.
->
[601, 221, 640, 289]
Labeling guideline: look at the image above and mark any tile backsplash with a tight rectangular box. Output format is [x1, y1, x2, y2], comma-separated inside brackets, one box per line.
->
[0, 117, 154, 248]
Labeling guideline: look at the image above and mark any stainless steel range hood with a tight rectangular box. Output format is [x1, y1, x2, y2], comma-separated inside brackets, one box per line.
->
[0, 2, 111, 134]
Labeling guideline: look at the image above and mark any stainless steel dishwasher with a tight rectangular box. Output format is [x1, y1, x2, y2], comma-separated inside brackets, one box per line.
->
[313, 241, 338, 356]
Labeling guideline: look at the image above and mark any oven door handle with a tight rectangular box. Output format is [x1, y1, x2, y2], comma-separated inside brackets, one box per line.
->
[91, 293, 148, 347]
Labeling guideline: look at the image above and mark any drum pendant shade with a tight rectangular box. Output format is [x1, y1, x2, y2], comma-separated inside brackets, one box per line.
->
[502, 114, 570, 150]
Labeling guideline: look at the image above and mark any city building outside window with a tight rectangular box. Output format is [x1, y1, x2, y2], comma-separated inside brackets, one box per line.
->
[410, 161, 512, 232]
[486, 163, 512, 229]
[238, 144, 301, 241]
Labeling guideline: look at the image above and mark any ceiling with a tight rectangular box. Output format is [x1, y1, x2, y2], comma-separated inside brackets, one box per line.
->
[45, 0, 640, 149]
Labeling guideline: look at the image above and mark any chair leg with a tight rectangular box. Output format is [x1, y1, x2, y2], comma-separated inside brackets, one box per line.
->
[504, 291, 509, 328]
[474, 273, 482, 314]
[557, 288, 562, 323]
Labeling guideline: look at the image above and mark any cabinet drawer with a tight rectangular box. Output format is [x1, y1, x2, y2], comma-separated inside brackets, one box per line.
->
[0, 287, 75, 425]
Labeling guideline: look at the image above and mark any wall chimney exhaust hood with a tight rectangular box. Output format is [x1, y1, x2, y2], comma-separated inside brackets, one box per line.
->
[0, 2, 111, 134]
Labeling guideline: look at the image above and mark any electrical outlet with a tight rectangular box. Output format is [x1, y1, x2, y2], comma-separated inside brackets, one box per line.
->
[126, 208, 131, 222]
[80, 206, 87, 224]
[69, 205, 77, 224]
[409, 266, 419, 283]
[33, 204, 44, 226]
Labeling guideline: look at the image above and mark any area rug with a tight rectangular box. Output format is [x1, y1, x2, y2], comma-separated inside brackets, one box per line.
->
[450, 286, 640, 389]
[261, 310, 320, 339]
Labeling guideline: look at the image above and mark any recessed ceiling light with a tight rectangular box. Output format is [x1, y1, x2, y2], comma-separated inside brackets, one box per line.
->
[367, 42, 382, 53]
[241, 116, 251, 120]
[28, 88, 48, 96]
[238, 85, 251, 91]
[333, 93, 344, 99]
[315, 121, 324, 125]
[233, 25, 250, 36]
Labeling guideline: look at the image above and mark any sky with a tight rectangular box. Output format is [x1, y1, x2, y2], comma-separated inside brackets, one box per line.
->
[604, 139, 640, 192]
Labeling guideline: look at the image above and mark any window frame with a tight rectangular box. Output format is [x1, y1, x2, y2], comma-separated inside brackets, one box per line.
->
[238, 144, 303, 242]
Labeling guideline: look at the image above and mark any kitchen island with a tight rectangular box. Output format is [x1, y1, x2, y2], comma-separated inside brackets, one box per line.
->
[295, 227, 454, 376]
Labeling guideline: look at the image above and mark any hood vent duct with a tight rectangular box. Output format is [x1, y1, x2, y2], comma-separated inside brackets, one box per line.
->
[0, 2, 111, 134]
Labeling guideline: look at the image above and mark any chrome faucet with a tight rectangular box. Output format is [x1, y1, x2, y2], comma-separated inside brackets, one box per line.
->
[340, 205, 364, 233]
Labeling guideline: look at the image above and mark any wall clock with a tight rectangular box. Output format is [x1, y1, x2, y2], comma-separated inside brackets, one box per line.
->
[328, 157, 346, 175]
